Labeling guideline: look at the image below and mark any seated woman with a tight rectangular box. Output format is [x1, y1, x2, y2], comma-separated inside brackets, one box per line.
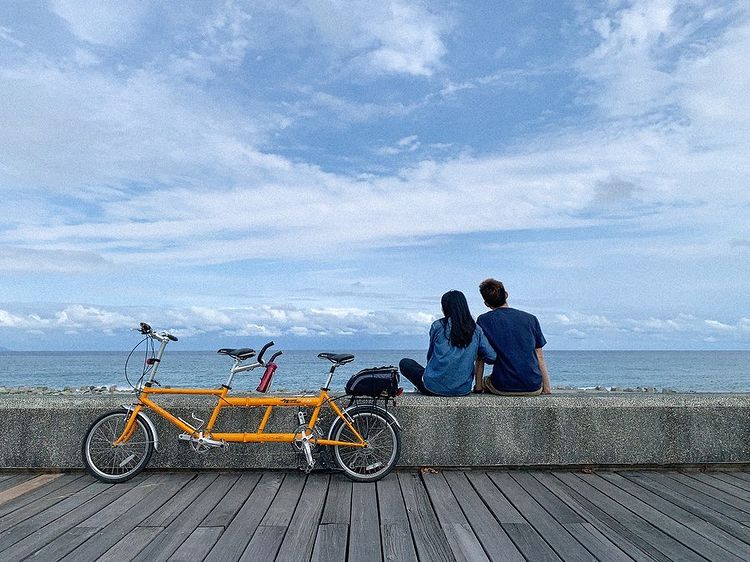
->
[400, 290, 496, 396]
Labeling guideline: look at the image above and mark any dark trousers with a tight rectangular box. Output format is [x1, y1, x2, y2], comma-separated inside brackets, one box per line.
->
[399, 358, 438, 396]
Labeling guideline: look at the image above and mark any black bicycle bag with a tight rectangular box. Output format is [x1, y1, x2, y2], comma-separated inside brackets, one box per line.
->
[345, 366, 400, 397]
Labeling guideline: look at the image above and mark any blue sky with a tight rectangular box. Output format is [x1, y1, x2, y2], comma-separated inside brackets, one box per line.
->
[0, 0, 748, 351]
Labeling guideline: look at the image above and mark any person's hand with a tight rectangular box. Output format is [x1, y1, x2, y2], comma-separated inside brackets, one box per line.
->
[473, 384, 484, 394]
[542, 386, 552, 395]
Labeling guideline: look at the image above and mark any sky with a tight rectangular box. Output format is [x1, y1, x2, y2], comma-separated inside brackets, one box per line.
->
[0, 0, 748, 351]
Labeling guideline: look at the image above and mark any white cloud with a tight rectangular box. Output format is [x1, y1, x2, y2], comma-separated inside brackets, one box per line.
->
[363, 2, 447, 76]
[554, 312, 612, 328]
[0, 25, 25, 48]
[0, 302, 438, 340]
[705, 319, 736, 332]
[50, 0, 151, 46]
[0, 246, 108, 273]
[376, 135, 421, 155]
[304, 1, 449, 76]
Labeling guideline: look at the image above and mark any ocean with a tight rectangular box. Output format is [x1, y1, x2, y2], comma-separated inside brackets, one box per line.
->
[1, 350, 749, 393]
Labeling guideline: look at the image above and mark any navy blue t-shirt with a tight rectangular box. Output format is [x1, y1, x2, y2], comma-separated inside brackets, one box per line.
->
[477, 307, 547, 392]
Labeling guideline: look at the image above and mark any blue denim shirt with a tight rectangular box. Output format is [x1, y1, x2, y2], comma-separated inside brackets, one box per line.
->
[423, 319, 496, 396]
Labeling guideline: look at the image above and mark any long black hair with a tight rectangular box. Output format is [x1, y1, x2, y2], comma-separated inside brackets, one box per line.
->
[440, 290, 476, 348]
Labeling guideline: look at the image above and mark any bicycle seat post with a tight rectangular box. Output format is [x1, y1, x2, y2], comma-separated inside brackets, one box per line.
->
[225, 358, 242, 388]
[323, 364, 337, 391]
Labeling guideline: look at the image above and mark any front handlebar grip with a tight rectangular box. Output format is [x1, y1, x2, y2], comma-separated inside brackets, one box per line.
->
[269, 350, 282, 363]
[167, 333, 178, 341]
[257, 341, 274, 364]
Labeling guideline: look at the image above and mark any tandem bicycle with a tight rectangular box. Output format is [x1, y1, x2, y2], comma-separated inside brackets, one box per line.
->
[81, 323, 402, 483]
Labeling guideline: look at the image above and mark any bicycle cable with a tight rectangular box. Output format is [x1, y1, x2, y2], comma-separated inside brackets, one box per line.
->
[124, 336, 148, 393]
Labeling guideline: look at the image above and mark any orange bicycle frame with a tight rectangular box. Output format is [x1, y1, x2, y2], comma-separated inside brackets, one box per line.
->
[115, 384, 366, 448]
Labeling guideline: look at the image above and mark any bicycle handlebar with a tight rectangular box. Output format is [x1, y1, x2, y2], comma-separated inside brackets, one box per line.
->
[257, 341, 274, 364]
[268, 350, 282, 363]
[138, 322, 178, 342]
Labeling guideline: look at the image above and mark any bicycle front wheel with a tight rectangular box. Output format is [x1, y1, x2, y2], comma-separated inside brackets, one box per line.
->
[82, 410, 154, 483]
[330, 406, 400, 482]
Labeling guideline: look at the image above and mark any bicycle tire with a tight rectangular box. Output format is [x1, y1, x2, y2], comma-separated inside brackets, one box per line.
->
[82, 409, 154, 483]
[329, 405, 400, 482]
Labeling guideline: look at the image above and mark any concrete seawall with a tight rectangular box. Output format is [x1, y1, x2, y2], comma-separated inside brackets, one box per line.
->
[1, 393, 749, 470]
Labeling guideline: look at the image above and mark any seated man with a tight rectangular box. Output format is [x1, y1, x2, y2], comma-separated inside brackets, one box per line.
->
[474, 278, 551, 395]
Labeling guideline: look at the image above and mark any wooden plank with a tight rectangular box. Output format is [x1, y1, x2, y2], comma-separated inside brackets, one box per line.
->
[168, 526, 223, 561]
[576, 473, 717, 561]
[15, 475, 173, 560]
[348, 482, 383, 561]
[501, 522, 563, 562]
[377, 474, 418, 562]
[443, 471, 524, 562]
[646, 472, 750, 522]
[691, 473, 750, 502]
[79, 472, 195, 530]
[511, 472, 586, 524]
[489, 472, 595, 561]
[275, 473, 329, 562]
[711, 472, 750, 491]
[398, 471, 454, 562]
[514, 472, 633, 561]
[202, 472, 260, 528]
[666, 473, 750, 519]
[312, 523, 348, 562]
[0, 473, 82, 518]
[623, 472, 750, 540]
[532, 472, 660, 562]
[423, 472, 489, 562]
[0, 473, 62, 507]
[59, 473, 197, 561]
[563, 522, 637, 562]
[140, 472, 219, 527]
[98, 526, 164, 562]
[240, 525, 286, 561]
[554, 472, 698, 562]
[464, 472, 525, 523]
[0, 474, 94, 533]
[259, 472, 306, 527]
[0, 478, 140, 560]
[26, 525, 98, 560]
[0, 474, 36, 494]
[132, 473, 239, 561]
[725, 471, 750, 485]
[465, 472, 560, 562]
[604, 472, 750, 559]
[0, 480, 113, 552]
[204, 471, 283, 562]
[321, 474, 352, 525]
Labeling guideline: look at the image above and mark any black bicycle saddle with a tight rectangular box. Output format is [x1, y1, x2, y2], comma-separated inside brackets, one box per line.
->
[318, 352, 355, 364]
[218, 348, 256, 360]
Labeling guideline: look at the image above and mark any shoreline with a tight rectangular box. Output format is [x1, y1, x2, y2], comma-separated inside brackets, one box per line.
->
[0, 384, 712, 395]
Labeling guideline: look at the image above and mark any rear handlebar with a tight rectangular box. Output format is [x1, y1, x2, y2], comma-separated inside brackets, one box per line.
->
[268, 350, 283, 364]
[257, 341, 274, 364]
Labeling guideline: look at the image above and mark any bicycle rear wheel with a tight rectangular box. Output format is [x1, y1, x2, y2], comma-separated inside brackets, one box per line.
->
[82, 410, 154, 483]
[329, 406, 400, 482]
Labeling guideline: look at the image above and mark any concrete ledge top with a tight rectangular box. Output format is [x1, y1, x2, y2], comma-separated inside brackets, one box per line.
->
[1, 391, 749, 409]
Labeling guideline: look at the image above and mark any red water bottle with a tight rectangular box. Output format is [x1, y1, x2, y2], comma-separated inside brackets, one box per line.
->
[256, 363, 277, 393]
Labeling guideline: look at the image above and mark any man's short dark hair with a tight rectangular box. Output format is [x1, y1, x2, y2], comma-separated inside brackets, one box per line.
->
[479, 278, 507, 308]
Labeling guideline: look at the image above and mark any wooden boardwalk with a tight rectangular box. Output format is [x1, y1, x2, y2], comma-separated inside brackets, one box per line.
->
[0, 469, 749, 561]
